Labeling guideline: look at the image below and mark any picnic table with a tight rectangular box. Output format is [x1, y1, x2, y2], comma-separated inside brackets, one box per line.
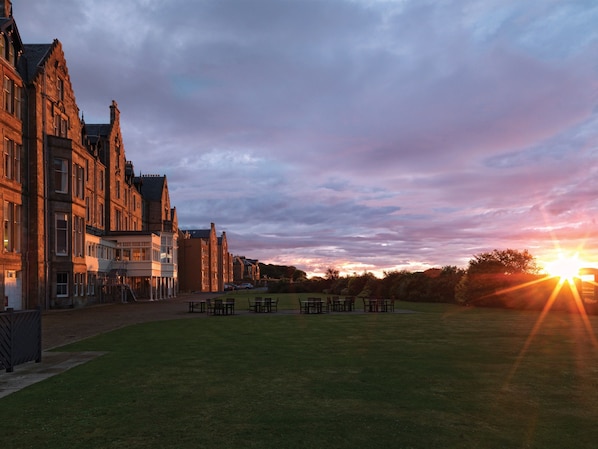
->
[248, 297, 278, 313]
[362, 297, 395, 312]
[299, 297, 328, 314]
[207, 298, 235, 316]
[187, 299, 206, 313]
[329, 296, 355, 312]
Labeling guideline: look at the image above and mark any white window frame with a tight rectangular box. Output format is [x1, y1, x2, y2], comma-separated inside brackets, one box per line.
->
[56, 272, 68, 297]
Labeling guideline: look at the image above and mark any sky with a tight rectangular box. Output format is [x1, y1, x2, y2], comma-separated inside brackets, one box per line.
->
[16, 0, 598, 277]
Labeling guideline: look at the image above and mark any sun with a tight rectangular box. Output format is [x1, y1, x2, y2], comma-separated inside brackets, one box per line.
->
[545, 254, 583, 281]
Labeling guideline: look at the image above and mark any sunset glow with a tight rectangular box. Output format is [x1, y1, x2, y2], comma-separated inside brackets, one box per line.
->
[544, 254, 584, 282]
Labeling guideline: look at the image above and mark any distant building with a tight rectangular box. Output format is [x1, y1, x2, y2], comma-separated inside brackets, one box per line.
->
[178, 223, 233, 292]
[233, 256, 260, 283]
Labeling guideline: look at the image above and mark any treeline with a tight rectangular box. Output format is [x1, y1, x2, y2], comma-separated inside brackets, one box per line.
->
[259, 263, 307, 282]
[265, 249, 596, 314]
[268, 266, 464, 303]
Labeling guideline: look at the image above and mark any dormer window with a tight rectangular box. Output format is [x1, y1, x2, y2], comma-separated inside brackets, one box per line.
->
[7, 39, 13, 65]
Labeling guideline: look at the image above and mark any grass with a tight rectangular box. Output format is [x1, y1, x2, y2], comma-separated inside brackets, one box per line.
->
[2, 299, 598, 448]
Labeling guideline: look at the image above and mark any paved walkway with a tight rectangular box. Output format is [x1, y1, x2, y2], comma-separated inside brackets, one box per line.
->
[0, 351, 106, 399]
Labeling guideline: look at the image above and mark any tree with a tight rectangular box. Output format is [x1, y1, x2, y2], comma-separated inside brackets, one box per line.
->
[325, 267, 340, 281]
[460, 249, 540, 307]
[468, 249, 539, 275]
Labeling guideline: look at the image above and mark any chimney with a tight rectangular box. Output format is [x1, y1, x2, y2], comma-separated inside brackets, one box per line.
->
[109, 100, 119, 124]
[0, 1, 12, 18]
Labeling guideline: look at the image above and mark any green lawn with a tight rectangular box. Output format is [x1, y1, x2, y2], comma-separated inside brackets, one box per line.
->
[2, 300, 598, 448]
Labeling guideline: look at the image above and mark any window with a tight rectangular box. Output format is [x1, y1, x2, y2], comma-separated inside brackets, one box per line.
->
[115, 142, 121, 169]
[15, 84, 21, 118]
[72, 163, 84, 199]
[118, 247, 131, 261]
[3, 76, 13, 113]
[85, 197, 91, 222]
[73, 216, 84, 257]
[54, 114, 68, 137]
[87, 273, 96, 296]
[98, 202, 104, 227]
[56, 272, 68, 297]
[57, 78, 64, 102]
[3, 201, 21, 252]
[99, 170, 104, 191]
[73, 273, 84, 297]
[115, 209, 122, 230]
[8, 41, 14, 66]
[55, 213, 68, 255]
[116, 180, 121, 199]
[54, 158, 68, 193]
[2, 76, 21, 117]
[161, 235, 173, 263]
[4, 139, 21, 182]
[132, 247, 149, 261]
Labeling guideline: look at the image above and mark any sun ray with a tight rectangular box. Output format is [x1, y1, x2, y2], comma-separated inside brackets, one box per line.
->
[492, 275, 553, 296]
[504, 277, 566, 385]
[568, 278, 598, 347]
[503, 264, 598, 388]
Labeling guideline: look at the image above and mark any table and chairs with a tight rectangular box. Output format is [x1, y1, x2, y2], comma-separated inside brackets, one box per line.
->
[188, 294, 396, 316]
[248, 297, 278, 313]
[206, 297, 236, 316]
[328, 296, 355, 312]
[362, 297, 395, 312]
[299, 297, 329, 314]
[187, 299, 206, 313]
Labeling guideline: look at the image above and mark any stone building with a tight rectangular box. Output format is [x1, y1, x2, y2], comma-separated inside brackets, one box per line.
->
[0, 0, 24, 309]
[0, 2, 238, 309]
[21, 38, 90, 309]
[0, 1, 182, 309]
[178, 223, 233, 293]
[233, 256, 260, 284]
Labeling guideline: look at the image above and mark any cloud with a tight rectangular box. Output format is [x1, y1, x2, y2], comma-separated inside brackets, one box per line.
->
[15, 0, 598, 275]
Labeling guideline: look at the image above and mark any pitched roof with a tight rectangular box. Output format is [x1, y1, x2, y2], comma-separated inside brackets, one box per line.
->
[84, 123, 112, 146]
[185, 229, 212, 239]
[138, 175, 165, 201]
[21, 42, 54, 83]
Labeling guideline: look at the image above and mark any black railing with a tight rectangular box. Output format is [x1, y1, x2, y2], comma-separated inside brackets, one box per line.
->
[0, 308, 42, 373]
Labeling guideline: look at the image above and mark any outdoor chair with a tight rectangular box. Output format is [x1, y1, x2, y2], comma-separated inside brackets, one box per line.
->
[270, 298, 279, 312]
[344, 296, 355, 311]
[385, 298, 395, 312]
[207, 298, 224, 316]
[248, 298, 258, 312]
[299, 298, 308, 314]
[263, 298, 278, 312]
